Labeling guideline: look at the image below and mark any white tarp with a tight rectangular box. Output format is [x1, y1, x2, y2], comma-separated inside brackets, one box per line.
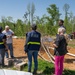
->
[0, 69, 33, 75]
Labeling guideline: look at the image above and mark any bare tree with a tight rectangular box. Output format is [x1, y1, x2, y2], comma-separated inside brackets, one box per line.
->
[31, 3, 35, 24]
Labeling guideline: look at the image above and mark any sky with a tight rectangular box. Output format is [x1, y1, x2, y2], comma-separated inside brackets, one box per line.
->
[0, 0, 75, 21]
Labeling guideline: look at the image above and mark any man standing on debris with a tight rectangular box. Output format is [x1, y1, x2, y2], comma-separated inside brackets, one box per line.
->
[24, 24, 41, 74]
[2, 25, 14, 58]
[0, 26, 8, 67]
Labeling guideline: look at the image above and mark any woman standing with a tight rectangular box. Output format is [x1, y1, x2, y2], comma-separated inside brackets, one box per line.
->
[53, 28, 68, 75]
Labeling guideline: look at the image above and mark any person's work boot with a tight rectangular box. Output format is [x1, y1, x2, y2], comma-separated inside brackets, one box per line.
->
[33, 70, 37, 75]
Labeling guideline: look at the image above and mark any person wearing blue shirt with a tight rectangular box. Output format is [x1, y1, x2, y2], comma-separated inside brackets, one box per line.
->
[0, 26, 8, 67]
[24, 24, 41, 74]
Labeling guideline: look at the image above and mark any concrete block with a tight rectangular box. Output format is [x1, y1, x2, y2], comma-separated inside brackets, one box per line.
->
[15, 62, 27, 70]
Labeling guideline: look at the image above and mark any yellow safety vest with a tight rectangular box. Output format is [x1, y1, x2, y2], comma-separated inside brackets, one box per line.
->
[0, 42, 4, 45]
[27, 42, 40, 45]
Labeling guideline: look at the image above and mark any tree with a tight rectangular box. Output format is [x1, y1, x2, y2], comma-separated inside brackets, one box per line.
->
[24, 3, 35, 25]
[46, 4, 60, 35]
[63, 3, 70, 32]
[1, 16, 7, 29]
[31, 3, 35, 24]
[47, 4, 61, 26]
[27, 3, 31, 25]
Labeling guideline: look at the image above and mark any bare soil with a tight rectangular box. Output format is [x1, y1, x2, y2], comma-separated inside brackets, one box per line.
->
[13, 38, 75, 70]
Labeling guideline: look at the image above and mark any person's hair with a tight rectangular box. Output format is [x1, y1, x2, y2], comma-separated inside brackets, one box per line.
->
[58, 28, 65, 34]
[5, 25, 9, 29]
[59, 19, 64, 23]
[31, 24, 37, 30]
[58, 27, 69, 43]
[0, 26, 2, 33]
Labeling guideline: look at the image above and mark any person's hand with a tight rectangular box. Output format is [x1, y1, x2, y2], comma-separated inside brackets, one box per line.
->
[24, 51, 27, 54]
[5, 48, 8, 51]
[53, 44, 58, 48]
[7, 35, 12, 38]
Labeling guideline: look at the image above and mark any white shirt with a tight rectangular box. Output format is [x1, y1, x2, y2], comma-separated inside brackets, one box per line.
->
[2, 29, 14, 44]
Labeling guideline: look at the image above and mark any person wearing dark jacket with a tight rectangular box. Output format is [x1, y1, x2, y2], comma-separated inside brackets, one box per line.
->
[24, 24, 41, 74]
[53, 28, 68, 75]
[0, 26, 8, 67]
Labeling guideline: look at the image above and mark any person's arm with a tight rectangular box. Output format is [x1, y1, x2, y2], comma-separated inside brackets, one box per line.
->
[53, 44, 58, 48]
[24, 33, 30, 53]
[53, 35, 60, 48]
[2, 35, 8, 51]
[10, 29, 14, 36]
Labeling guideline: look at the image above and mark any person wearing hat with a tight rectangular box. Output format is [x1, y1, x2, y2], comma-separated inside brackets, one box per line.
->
[0, 26, 8, 67]
[24, 24, 41, 74]
[2, 25, 14, 58]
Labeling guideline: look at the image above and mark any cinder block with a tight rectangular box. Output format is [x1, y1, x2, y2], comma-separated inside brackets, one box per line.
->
[8, 59, 14, 66]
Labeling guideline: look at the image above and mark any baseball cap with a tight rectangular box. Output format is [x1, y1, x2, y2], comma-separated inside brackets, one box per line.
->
[31, 24, 37, 30]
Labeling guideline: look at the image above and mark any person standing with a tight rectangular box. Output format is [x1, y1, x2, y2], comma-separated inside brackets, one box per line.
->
[58, 19, 65, 28]
[24, 24, 41, 74]
[0, 26, 8, 67]
[53, 28, 68, 75]
[2, 25, 14, 58]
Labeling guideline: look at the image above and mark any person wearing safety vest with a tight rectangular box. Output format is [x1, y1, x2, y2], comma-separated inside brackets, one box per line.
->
[24, 24, 41, 74]
[0, 26, 8, 67]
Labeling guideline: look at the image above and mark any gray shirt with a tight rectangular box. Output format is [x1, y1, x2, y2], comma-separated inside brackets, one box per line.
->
[2, 29, 14, 44]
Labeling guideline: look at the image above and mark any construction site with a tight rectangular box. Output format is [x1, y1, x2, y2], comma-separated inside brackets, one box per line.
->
[6, 37, 75, 70]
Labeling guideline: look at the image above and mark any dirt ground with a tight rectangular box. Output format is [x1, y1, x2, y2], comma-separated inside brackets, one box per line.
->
[13, 38, 75, 70]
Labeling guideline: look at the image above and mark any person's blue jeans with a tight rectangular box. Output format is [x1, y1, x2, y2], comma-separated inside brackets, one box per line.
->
[0, 48, 5, 66]
[27, 51, 38, 72]
[5, 43, 14, 58]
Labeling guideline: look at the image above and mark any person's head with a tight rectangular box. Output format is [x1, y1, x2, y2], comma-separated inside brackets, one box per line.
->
[5, 25, 9, 31]
[0, 26, 2, 33]
[58, 28, 65, 35]
[58, 19, 64, 26]
[31, 24, 37, 30]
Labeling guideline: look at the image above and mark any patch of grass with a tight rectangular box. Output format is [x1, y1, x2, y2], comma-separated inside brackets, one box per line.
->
[63, 69, 75, 75]
[23, 59, 54, 75]
[68, 44, 75, 48]
[23, 59, 75, 75]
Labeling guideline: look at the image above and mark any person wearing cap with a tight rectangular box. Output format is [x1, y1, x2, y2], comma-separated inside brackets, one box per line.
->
[2, 25, 14, 58]
[24, 24, 41, 74]
[0, 26, 8, 67]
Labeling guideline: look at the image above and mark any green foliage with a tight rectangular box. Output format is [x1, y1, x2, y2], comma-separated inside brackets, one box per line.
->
[23, 59, 54, 75]
[47, 4, 60, 26]
[0, 3, 75, 36]
[23, 59, 75, 75]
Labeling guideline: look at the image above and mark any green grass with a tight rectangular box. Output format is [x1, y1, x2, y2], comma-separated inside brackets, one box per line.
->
[23, 59, 75, 75]
[23, 59, 54, 75]
[68, 39, 75, 48]
[68, 44, 75, 48]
